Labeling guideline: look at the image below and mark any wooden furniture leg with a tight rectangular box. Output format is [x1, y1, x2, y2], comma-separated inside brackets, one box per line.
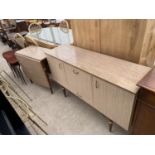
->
[108, 119, 113, 132]
[63, 88, 68, 97]
[17, 65, 27, 84]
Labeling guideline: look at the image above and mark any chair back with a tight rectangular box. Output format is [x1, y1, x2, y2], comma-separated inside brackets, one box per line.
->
[27, 37, 39, 46]
[28, 22, 42, 33]
[59, 20, 69, 33]
[14, 33, 27, 48]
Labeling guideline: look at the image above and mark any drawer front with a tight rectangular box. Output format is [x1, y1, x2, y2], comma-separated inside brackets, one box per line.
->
[92, 76, 135, 130]
[138, 89, 155, 108]
[131, 99, 155, 134]
[47, 56, 67, 87]
[64, 63, 93, 105]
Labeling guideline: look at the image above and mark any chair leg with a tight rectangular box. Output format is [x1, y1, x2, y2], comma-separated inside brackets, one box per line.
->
[49, 83, 53, 94]
[18, 66, 26, 84]
[108, 119, 113, 132]
[8, 63, 16, 77]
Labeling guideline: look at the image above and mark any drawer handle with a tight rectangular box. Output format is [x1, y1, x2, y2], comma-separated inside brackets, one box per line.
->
[73, 69, 79, 75]
[95, 80, 99, 88]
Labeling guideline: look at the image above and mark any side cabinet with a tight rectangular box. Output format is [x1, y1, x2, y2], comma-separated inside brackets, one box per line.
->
[16, 55, 49, 87]
[64, 63, 93, 105]
[130, 89, 155, 134]
[47, 56, 67, 88]
[92, 76, 135, 130]
[130, 67, 155, 134]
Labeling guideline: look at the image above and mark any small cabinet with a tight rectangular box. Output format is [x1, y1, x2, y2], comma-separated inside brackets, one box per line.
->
[16, 55, 49, 88]
[64, 63, 93, 104]
[47, 56, 67, 87]
[92, 77, 135, 130]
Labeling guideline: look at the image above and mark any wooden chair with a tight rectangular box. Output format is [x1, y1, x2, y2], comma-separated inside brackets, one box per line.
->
[28, 22, 42, 33]
[59, 20, 69, 33]
[14, 33, 27, 49]
[26, 36, 39, 46]
[2, 50, 26, 84]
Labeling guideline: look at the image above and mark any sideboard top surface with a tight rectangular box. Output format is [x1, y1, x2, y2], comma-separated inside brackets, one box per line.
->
[45, 45, 151, 94]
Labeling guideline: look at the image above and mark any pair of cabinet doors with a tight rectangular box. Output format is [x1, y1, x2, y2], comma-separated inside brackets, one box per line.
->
[47, 55, 135, 130]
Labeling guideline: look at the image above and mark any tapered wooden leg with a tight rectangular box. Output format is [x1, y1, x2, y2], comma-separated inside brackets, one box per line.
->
[63, 88, 68, 97]
[49, 84, 53, 94]
[108, 119, 113, 132]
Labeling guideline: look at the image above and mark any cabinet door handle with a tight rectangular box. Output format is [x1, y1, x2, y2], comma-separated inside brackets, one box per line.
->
[59, 63, 62, 69]
[73, 69, 79, 75]
[95, 80, 99, 88]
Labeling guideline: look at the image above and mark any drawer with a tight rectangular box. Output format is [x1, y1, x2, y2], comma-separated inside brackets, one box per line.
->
[138, 89, 155, 108]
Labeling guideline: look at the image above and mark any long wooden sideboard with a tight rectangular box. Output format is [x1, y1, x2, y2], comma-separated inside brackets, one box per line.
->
[45, 45, 151, 131]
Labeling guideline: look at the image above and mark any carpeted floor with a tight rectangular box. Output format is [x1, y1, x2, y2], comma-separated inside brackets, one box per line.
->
[0, 41, 127, 134]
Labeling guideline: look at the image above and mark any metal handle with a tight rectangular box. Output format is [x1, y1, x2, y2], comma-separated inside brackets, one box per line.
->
[73, 69, 79, 75]
[95, 80, 99, 88]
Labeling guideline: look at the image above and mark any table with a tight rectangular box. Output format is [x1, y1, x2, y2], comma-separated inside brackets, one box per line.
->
[45, 45, 151, 131]
[25, 27, 73, 48]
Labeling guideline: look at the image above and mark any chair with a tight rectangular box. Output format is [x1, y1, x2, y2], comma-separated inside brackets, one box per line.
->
[28, 22, 42, 33]
[59, 20, 69, 33]
[26, 36, 39, 46]
[14, 33, 27, 49]
[2, 50, 26, 84]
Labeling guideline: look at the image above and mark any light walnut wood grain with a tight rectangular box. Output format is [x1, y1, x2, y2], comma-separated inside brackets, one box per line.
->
[71, 19, 155, 66]
[15, 46, 52, 61]
[46, 56, 68, 88]
[92, 76, 135, 130]
[71, 19, 100, 52]
[46, 45, 151, 130]
[139, 20, 155, 67]
[45, 45, 151, 94]
[15, 46, 52, 88]
[15, 55, 49, 87]
[64, 63, 93, 104]
[100, 19, 146, 63]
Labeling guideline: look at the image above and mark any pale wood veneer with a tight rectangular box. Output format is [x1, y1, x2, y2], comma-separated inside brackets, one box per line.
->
[45, 45, 150, 94]
[15, 46, 52, 88]
[45, 45, 151, 130]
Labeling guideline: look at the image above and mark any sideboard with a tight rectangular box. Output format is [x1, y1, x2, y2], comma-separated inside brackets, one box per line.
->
[45, 45, 151, 131]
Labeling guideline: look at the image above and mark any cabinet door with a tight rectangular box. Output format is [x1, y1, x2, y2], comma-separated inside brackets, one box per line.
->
[47, 56, 67, 87]
[64, 63, 93, 104]
[92, 77, 135, 130]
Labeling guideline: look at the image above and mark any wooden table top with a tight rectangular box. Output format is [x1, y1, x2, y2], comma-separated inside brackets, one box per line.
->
[45, 45, 151, 94]
[26, 27, 73, 46]
[15, 46, 52, 61]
